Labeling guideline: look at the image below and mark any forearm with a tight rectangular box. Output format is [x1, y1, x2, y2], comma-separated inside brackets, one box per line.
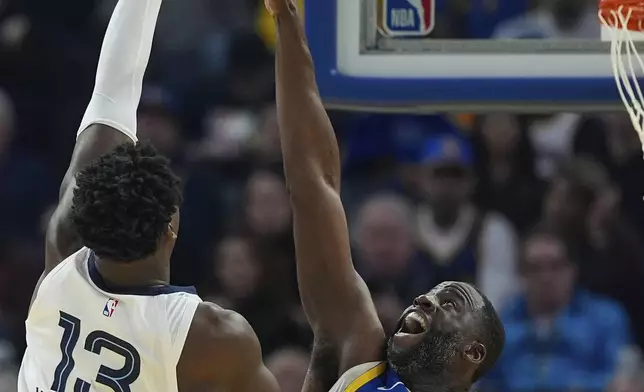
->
[275, 4, 353, 324]
[63, 0, 161, 197]
[273, 4, 384, 358]
[77, 0, 162, 142]
[275, 4, 340, 192]
[63, 0, 161, 191]
[45, 0, 161, 268]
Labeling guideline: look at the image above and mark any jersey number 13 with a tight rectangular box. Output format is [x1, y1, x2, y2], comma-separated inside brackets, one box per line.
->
[51, 311, 141, 392]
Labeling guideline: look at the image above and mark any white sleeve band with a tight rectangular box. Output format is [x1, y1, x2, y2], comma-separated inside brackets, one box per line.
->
[77, 0, 163, 141]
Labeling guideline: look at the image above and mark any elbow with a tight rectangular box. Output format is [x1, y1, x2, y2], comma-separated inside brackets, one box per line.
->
[285, 172, 340, 206]
[47, 209, 82, 261]
[284, 154, 339, 185]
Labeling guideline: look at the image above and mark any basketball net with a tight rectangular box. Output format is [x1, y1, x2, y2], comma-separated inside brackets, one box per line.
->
[599, 5, 644, 152]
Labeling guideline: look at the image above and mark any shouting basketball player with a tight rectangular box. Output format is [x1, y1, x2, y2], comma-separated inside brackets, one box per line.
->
[18, 1, 279, 392]
[267, 1, 506, 392]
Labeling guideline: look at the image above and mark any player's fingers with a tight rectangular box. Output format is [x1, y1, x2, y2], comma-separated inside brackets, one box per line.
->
[264, 0, 294, 16]
[264, 0, 275, 15]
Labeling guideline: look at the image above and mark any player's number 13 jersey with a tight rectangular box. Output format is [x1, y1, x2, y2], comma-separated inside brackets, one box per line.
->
[18, 247, 201, 392]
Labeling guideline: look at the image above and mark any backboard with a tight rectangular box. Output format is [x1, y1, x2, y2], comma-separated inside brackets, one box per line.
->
[304, 0, 643, 112]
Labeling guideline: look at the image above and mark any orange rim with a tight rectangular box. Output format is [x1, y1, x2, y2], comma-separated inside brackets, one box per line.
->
[600, 0, 644, 31]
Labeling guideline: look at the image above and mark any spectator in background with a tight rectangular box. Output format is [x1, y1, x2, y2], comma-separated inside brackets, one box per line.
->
[474, 113, 546, 234]
[525, 112, 587, 180]
[608, 347, 644, 392]
[543, 159, 608, 242]
[137, 86, 185, 172]
[574, 113, 644, 234]
[543, 157, 644, 348]
[197, 107, 257, 162]
[265, 347, 310, 392]
[340, 114, 456, 203]
[210, 236, 262, 309]
[352, 193, 421, 303]
[244, 170, 291, 240]
[494, 0, 599, 39]
[189, 107, 259, 220]
[249, 104, 282, 170]
[183, 32, 274, 133]
[210, 235, 303, 355]
[610, 377, 644, 392]
[243, 170, 296, 311]
[0, 89, 56, 240]
[170, 109, 266, 285]
[483, 226, 632, 392]
[414, 134, 519, 310]
[339, 113, 410, 209]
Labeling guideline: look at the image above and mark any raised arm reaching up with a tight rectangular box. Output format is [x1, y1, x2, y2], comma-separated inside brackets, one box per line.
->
[268, 4, 507, 392]
[31, 3, 282, 392]
[269, 0, 385, 384]
[44, 0, 159, 272]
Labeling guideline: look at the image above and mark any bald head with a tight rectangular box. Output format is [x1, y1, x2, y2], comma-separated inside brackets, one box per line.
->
[353, 193, 414, 275]
[355, 193, 413, 234]
[387, 281, 505, 387]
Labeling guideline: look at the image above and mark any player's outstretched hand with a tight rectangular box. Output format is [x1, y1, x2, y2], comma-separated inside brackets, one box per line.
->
[264, 0, 294, 16]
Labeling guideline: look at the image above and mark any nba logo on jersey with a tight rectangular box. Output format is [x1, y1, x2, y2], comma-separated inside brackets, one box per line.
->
[377, 0, 435, 37]
[103, 298, 119, 317]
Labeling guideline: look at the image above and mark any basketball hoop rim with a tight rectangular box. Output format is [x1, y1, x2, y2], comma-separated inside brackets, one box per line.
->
[598, 0, 644, 152]
[599, 0, 644, 31]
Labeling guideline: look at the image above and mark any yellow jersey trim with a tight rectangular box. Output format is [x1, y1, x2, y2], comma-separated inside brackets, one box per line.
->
[344, 362, 388, 392]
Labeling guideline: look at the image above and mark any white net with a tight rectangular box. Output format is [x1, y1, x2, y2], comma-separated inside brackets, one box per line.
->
[600, 5, 644, 151]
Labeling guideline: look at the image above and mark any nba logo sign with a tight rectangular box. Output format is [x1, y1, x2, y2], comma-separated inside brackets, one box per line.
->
[103, 298, 119, 317]
[378, 0, 435, 37]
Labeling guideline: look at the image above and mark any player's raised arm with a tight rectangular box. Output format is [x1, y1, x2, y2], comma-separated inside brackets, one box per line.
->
[45, 0, 161, 271]
[269, 0, 385, 374]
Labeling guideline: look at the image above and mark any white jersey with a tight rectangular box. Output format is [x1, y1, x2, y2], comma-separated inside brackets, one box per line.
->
[18, 247, 202, 392]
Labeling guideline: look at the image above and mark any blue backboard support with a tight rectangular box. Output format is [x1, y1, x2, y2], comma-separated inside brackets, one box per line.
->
[304, 0, 630, 112]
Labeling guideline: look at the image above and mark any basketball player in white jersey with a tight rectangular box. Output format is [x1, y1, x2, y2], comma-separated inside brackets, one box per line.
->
[18, 1, 280, 392]
[267, 1, 506, 392]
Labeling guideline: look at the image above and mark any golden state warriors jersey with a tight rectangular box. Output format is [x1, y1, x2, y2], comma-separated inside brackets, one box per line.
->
[329, 362, 409, 392]
[18, 247, 202, 392]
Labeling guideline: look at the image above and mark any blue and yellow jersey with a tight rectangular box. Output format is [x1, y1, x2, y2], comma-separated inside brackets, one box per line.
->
[330, 362, 409, 392]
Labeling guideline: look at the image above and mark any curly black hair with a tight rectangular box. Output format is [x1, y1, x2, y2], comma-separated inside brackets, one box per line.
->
[70, 141, 182, 262]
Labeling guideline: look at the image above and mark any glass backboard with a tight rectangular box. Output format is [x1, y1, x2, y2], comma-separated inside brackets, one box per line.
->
[305, 0, 642, 112]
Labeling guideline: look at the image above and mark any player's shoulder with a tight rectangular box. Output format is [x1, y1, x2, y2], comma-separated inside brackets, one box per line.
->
[190, 302, 255, 340]
[178, 302, 261, 381]
[35, 247, 89, 295]
[331, 361, 391, 392]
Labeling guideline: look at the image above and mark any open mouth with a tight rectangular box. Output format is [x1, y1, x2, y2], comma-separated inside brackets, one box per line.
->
[396, 310, 430, 336]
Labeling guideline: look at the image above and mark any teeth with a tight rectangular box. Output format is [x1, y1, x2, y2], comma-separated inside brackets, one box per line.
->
[407, 312, 428, 330]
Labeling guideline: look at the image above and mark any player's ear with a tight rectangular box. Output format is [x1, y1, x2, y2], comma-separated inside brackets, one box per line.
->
[464, 342, 486, 365]
[167, 223, 177, 240]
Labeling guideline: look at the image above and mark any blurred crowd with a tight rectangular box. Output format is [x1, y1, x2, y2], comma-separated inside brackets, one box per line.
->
[1, 0, 644, 392]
